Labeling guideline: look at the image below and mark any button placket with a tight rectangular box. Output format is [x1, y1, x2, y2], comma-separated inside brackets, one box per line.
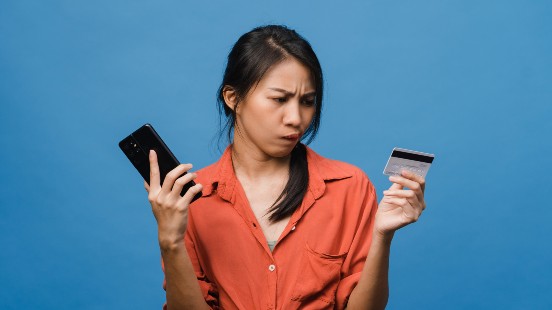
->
[267, 263, 277, 309]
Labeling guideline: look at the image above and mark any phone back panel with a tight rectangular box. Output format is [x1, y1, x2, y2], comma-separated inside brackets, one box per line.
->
[119, 124, 201, 202]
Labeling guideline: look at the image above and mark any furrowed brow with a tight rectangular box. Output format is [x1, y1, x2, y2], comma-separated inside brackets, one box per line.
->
[268, 88, 294, 96]
[268, 88, 316, 97]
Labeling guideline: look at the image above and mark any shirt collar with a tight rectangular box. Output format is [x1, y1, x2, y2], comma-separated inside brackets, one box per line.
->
[200, 144, 353, 202]
[305, 146, 353, 199]
[199, 145, 235, 202]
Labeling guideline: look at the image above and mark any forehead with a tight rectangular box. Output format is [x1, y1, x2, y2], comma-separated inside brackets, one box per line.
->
[257, 58, 315, 91]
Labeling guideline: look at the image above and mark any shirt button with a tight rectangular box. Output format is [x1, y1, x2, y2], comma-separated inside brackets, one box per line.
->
[268, 264, 276, 272]
[291, 225, 296, 231]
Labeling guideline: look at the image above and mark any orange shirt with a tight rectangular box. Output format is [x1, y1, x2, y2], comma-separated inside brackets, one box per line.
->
[162, 146, 378, 310]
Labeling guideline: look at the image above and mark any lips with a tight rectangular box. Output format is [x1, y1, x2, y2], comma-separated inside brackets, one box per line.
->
[283, 133, 301, 140]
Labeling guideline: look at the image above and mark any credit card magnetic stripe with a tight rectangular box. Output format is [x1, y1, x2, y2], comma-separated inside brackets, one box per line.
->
[391, 149, 434, 163]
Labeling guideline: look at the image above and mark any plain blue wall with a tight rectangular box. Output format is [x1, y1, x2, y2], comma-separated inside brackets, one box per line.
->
[1, 0, 551, 309]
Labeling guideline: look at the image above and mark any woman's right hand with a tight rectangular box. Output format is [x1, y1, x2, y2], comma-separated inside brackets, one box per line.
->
[144, 150, 203, 251]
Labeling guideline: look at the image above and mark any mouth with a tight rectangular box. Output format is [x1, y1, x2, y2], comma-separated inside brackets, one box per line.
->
[282, 133, 301, 141]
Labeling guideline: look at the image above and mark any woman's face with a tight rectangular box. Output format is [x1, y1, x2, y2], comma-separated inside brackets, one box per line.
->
[228, 58, 316, 159]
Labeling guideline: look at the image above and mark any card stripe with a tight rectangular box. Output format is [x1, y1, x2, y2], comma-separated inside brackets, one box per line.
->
[391, 150, 434, 163]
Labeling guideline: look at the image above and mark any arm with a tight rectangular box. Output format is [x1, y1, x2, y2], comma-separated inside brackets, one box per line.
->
[346, 170, 426, 310]
[161, 243, 210, 310]
[345, 232, 392, 310]
[145, 150, 210, 310]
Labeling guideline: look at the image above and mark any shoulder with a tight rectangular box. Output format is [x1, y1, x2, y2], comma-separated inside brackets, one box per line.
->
[306, 146, 371, 183]
[195, 161, 218, 183]
[192, 146, 233, 196]
[193, 160, 221, 197]
[305, 146, 376, 202]
[306, 147, 378, 221]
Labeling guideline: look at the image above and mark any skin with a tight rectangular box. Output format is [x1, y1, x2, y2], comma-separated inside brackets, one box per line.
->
[223, 58, 317, 242]
[145, 57, 427, 309]
[144, 157, 208, 310]
[346, 170, 426, 310]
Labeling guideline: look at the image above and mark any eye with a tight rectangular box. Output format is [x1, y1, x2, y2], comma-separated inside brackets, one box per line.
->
[273, 97, 287, 103]
[301, 98, 315, 107]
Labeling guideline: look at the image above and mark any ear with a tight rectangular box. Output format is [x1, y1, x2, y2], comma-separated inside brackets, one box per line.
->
[222, 86, 238, 112]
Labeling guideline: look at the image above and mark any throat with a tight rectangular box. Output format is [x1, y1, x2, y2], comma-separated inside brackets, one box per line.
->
[231, 145, 291, 181]
[231, 146, 293, 244]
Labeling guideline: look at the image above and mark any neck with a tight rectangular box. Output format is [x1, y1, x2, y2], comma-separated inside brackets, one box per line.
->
[231, 135, 291, 182]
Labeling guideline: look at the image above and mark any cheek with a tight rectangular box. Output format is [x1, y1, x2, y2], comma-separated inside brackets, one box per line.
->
[238, 99, 276, 130]
[303, 108, 316, 125]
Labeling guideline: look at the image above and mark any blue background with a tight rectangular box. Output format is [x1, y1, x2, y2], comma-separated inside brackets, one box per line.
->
[1, 0, 551, 309]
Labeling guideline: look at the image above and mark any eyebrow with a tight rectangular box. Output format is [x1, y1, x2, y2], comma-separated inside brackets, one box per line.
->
[268, 88, 316, 97]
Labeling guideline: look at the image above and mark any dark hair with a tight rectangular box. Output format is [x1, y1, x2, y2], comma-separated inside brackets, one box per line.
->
[217, 25, 323, 222]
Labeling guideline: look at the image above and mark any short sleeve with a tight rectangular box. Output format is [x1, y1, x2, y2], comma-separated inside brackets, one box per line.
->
[335, 171, 378, 310]
[160, 210, 220, 309]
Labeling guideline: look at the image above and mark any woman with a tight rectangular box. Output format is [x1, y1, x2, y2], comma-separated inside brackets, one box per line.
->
[145, 25, 427, 310]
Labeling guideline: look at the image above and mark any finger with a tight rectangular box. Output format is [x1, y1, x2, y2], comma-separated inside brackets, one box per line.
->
[400, 170, 426, 192]
[149, 150, 161, 192]
[178, 183, 203, 207]
[382, 196, 419, 221]
[383, 189, 417, 200]
[388, 182, 403, 191]
[144, 180, 150, 192]
[389, 175, 422, 194]
[170, 172, 197, 199]
[384, 189, 425, 211]
[384, 176, 424, 202]
[160, 163, 193, 196]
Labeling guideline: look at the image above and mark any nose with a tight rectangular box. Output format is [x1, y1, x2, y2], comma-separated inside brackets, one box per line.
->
[282, 100, 301, 127]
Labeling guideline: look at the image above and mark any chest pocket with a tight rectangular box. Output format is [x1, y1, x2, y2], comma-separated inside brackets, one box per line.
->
[290, 243, 347, 307]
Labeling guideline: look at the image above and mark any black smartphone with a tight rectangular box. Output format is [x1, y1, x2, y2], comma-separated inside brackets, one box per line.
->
[119, 123, 202, 202]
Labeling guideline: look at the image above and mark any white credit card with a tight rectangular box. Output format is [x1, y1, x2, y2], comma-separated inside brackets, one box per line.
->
[383, 147, 435, 178]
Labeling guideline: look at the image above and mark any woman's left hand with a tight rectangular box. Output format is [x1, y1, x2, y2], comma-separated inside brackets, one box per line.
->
[375, 170, 427, 238]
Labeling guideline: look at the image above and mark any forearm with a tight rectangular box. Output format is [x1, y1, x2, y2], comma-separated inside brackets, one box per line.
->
[161, 242, 210, 310]
[346, 233, 393, 310]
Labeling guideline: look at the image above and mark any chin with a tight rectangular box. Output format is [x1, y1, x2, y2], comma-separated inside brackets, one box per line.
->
[265, 144, 296, 158]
